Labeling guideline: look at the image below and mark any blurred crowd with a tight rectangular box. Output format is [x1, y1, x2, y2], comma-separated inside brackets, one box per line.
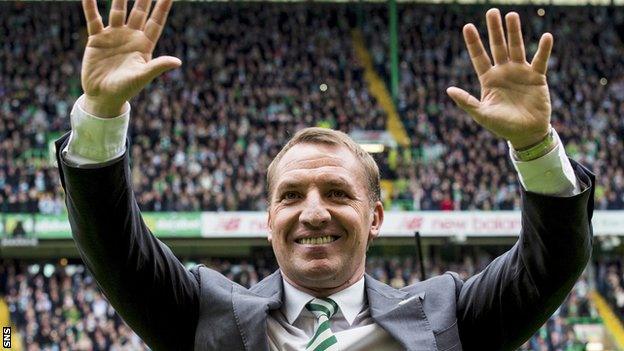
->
[362, 5, 624, 210]
[0, 2, 383, 214]
[366, 254, 597, 350]
[0, 258, 277, 351]
[2, 262, 148, 350]
[596, 258, 624, 321]
[1, 2, 623, 214]
[0, 254, 602, 351]
[519, 277, 594, 351]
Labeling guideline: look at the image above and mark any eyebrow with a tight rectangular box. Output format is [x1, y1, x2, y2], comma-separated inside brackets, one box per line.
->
[274, 176, 356, 195]
[322, 178, 353, 189]
[274, 180, 301, 194]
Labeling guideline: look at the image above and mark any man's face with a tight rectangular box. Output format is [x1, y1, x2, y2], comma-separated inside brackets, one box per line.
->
[267, 143, 384, 292]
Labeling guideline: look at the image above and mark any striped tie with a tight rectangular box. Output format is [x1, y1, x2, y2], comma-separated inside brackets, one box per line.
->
[305, 298, 340, 351]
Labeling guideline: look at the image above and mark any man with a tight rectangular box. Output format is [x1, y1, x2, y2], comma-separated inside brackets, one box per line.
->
[56, 0, 595, 350]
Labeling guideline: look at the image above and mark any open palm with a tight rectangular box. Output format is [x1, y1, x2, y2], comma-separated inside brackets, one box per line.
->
[80, 0, 180, 117]
[447, 9, 553, 149]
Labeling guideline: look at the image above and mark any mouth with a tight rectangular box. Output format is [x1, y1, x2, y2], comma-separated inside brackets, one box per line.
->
[295, 235, 340, 245]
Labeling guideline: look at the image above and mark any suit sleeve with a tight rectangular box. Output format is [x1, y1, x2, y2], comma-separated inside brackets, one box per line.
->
[55, 132, 199, 351]
[455, 158, 595, 351]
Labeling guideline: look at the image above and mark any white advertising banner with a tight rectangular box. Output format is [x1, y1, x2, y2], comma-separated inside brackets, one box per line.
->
[592, 211, 624, 235]
[201, 212, 269, 238]
[200, 211, 624, 238]
[380, 211, 522, 237]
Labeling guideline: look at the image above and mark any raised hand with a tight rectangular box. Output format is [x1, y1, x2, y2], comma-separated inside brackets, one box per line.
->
[80, 0, 180, 117]
[447, 9, 553, 149]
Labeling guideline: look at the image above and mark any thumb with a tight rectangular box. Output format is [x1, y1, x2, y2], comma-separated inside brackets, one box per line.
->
[140, 55, 182, 83]
[446, 87, 481, 113]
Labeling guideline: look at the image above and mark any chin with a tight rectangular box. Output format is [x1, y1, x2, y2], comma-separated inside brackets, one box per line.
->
[298, 259, 340, 281]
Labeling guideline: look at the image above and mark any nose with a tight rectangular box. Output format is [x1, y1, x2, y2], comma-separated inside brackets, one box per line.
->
[299, 190, 331, 228]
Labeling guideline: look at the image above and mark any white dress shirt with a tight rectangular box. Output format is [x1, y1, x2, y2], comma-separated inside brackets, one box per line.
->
[268, 276, 401, 350]
[61, 95, 584, 349]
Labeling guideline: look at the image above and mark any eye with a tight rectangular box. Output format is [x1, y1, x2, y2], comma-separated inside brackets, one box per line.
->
[281, 191, 301, 201]
[328, 189, 347, 198]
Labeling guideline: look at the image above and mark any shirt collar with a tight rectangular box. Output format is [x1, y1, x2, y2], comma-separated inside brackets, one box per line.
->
[281, 273, 366, 326]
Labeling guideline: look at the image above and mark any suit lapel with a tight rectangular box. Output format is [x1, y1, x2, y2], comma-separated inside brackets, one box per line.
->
[232, 270, 283, 351]
[365, 274, 437, 351]
[232, 272, 437, 351]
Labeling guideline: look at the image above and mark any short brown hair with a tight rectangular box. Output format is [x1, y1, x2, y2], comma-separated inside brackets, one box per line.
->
[267, 127, 381, 204]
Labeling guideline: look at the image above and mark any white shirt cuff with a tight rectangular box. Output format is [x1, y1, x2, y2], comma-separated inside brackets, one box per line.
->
[61, 95, 130, 166]
[509, 129, 581, 197]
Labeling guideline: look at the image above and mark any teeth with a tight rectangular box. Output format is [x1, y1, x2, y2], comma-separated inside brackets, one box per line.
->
[297, 236, 337, 245]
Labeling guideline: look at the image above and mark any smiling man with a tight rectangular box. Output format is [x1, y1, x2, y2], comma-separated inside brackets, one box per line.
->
[56, 0, 595, 350]
[267, 137, 384, 298]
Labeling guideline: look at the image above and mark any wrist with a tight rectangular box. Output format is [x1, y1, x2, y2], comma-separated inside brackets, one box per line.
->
[509, 127, 551, 150]
[510, 126, 557, 161]
[82, 94, 126, 118]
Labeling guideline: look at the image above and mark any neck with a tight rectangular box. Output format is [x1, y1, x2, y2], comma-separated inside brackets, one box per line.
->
[282, 269, 365, 298]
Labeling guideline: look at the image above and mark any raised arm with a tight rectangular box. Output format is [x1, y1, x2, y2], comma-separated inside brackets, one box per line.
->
[57, 1, 198, 349]
[454, 160, 594, 350]
[446, 8, 595, 350]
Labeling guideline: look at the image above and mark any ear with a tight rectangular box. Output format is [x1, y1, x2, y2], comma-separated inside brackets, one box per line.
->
[368, 200, 384, 241]
[267, 208, 273, 243]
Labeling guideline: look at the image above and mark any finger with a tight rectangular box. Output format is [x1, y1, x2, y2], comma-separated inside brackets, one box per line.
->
[447, 87, 494, 129]
[531, 33, 553, 75]
[139, 56, 182, 83]
[446, 87, 481, 112]
[145, 0, 173, 44]
[127, 0, 153, 30]
[109, 0, 128, 27]
[463, 24, 492, 77]
[82, 0, 104, 36]
[486, 8, 509, 65]
[505, 12, 526, 63]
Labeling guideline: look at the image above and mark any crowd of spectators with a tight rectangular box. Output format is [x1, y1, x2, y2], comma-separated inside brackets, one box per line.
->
[0, 254, 599, 351]
[0, 258, 277, 350]
[1, 2, 623, 214]
[596, 257, 624, 321]
[367, 253, 598, 350]
[2, 262, 148, 350]
[362, 5, 624, 210]
[0, 2, 384, 214]
[519, 277, 594, 351]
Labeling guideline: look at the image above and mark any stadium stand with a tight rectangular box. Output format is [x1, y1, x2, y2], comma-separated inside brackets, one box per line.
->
[597, 258, 624, 322]
[0, 257, 601, 351]
[0, 2, 385, 214]
[1, 2, 623, 213]
[361, 5, 624, 210]
[1, 1, 623, 350]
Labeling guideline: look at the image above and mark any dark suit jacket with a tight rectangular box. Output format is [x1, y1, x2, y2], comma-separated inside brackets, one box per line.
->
[55, 133, 595, 351]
